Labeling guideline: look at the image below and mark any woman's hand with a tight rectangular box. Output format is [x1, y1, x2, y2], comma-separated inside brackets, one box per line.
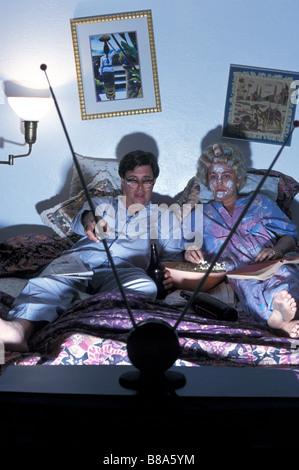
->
[255, 247, 283, 262]
[184, 248, 204, 264]
[82, 211, 109, 243]
[255, 235, 296, 262]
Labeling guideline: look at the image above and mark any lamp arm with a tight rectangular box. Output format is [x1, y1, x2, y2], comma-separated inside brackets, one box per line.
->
[11, 144, 33, 164]
[0, 144, 33, 166]
[0, 121, 37, 165]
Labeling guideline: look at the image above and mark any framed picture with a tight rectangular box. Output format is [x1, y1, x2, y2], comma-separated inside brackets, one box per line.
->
[70, 10, 161, 120]
[222, 64, 299, 145]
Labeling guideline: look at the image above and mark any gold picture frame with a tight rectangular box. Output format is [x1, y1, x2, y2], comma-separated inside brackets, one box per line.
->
[70, 10, 161, 120]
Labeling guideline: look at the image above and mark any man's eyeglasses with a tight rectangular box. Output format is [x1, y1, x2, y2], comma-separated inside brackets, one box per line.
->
[125, 177, 155, 189]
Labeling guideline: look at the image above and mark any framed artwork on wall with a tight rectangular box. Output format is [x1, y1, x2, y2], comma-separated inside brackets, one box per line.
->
[70, 10, 161, 120]
[222, 64, 299, 145]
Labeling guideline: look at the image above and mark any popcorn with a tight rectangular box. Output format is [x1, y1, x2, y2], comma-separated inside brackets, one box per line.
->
[175, 261, 226, 273]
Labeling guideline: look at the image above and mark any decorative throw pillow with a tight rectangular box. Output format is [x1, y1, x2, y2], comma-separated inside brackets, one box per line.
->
[70, 155, 121, 197]
[247, 169, 299, 219]
[174, 177, 201, 217]
[40, 170, 122, 238]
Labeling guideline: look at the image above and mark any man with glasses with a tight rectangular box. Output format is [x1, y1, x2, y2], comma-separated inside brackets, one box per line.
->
[1, 150, 184, 352]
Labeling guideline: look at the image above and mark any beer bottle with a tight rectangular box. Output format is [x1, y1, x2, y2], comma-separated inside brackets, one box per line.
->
[147, 243, 168, 299]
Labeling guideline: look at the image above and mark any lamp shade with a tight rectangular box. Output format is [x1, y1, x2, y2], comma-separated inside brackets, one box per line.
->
[7, 96, 53, 121]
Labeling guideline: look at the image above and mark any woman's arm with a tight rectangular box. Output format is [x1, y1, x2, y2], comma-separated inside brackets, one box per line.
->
[255, 234, 297, 262]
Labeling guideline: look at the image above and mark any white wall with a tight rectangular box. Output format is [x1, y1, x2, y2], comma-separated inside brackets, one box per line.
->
[1, 0, 299, 240]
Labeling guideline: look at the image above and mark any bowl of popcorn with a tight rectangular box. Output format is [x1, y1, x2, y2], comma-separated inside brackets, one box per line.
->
[164, 260, 226, 291]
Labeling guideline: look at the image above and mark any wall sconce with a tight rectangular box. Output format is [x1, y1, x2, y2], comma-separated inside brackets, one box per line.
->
[0, 96, 53, 165]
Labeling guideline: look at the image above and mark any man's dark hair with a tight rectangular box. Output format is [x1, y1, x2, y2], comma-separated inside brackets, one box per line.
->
[118, 150, 160, 179]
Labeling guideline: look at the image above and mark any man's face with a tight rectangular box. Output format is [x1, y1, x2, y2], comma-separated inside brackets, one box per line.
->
[121, 165, 155, 209]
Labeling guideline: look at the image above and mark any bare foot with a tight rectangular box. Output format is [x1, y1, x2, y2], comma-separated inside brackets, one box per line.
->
[0, 317, 30, 352]
[268, 290, 299, 338]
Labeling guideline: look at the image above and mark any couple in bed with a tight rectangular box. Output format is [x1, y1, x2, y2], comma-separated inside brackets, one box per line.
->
[1, 146, 299, 352]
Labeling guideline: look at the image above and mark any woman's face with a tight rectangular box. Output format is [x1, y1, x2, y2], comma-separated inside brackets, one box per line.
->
[208, 162, 238, 202]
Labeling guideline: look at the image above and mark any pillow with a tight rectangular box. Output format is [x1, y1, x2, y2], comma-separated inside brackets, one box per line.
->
[40, 170, 122, 238]
[247, 169, 299, 219]
[174, 177, 201, 218]
[70, 155, 121, 197]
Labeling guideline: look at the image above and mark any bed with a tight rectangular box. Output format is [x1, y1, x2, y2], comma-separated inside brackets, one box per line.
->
[1, 159, 299, 383]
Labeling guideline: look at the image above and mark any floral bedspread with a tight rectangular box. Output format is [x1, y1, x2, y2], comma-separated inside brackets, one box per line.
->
[0, 232, 298, 378]
[1, 290, 298, 377]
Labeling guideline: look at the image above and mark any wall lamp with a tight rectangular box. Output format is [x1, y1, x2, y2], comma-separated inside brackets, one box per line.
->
[0, 96, 53, 165]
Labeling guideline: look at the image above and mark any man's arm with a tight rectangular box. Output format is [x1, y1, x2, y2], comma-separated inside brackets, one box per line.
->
[158, 209, 185, 262]
[70, 197, 109, 240]
[81, 210, 109, 243]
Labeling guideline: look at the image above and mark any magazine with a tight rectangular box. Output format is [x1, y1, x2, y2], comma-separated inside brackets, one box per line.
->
[226, 254, 299, 280]
[41, 253, 94, 280]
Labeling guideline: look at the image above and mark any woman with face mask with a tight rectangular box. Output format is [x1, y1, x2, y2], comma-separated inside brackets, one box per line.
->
[183, 142, 299, 339]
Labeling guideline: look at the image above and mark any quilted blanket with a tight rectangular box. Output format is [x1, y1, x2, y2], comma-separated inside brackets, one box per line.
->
[1, 290, 298, 377]
[0, 232, 298, 378]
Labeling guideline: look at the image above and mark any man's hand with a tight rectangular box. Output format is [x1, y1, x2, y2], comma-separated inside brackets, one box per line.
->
[163, 269, 175, 293]
[82, 211, 109, 243]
